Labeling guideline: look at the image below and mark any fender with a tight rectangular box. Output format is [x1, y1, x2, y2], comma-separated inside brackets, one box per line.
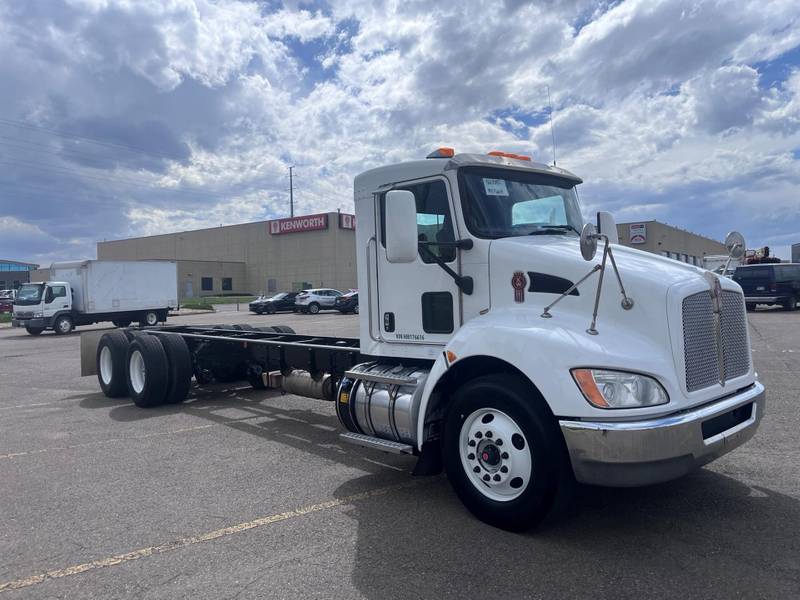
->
[414, 306, 684, 450]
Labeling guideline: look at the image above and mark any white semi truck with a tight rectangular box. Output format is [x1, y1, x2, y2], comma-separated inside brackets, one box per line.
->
[14, 260, 177, 335]
[82, 150, 764, 530]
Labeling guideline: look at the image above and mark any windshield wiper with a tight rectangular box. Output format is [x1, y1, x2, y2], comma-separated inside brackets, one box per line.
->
[528, 225, 579, 236]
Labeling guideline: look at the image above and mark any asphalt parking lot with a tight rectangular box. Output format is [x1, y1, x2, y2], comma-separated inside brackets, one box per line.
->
[1, 308, 798, 599]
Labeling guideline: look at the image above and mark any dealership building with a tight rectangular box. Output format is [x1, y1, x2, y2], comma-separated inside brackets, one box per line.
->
[96, 212, 357, 299]
[0, 260, 39, 290]
[616, 220, 728, 266]
[90, 213, 729, 301]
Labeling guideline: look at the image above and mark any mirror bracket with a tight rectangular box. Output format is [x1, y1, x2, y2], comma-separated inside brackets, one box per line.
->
[418, 245, 474, 295]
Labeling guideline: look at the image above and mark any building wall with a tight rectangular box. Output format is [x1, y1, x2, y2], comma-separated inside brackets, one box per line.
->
[97, 212, 357, 298]
[0, 260, 39, 289]
[176, 261, 246, 298]
[617, 220, 727, 266]
[792, 243, 799, 264]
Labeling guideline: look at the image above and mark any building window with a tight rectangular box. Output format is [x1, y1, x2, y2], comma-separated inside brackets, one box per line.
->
[13, 280, 20, 289]
[201, 277, 213, 292]
[267, 278, 277, 292]
[221, 277, 232, 292]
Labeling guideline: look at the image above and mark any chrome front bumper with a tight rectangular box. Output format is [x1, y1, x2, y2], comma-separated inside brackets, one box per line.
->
[559, 382, 765, 487]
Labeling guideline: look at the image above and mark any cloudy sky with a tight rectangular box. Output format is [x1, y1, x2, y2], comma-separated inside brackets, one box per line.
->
[1, 0, 799, 265]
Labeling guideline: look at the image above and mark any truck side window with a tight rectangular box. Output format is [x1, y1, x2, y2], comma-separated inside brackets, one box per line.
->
[380, 179, 456, 263]
[47, 286, 66, 303]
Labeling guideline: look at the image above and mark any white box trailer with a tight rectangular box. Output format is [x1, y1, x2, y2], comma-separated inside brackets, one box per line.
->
[13, 260, 177, 335]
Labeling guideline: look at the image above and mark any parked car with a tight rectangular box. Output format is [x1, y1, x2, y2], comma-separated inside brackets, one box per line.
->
[249, 292, 299, 314]
[0, 289, 16, 299]
[0, 297, 12, 313]
[733, 263, 800, 310]
[335, 290, 359, 314]
[295, 288, 343, 314]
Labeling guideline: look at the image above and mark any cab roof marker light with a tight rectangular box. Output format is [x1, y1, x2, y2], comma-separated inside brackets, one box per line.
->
[426, 147, 455, 159]
[487, 150, 532, 161]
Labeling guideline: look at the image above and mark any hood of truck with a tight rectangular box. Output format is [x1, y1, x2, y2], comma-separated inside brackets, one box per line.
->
[485, 234, 754, 410]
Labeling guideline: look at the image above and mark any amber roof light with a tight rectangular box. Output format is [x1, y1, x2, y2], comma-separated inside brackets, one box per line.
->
[426, 147, 455, 158]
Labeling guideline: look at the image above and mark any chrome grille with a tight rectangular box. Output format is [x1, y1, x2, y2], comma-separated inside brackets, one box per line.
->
[720, 290, 750, 381]
[682, 290, 749, 392]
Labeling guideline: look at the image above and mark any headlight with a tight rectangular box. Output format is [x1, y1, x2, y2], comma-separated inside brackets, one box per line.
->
[33, 312, 43, 318]
[571, 369, 669, 409]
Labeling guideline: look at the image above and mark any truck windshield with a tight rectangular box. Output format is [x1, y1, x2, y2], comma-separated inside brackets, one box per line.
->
[458, 166, 583, 239]
[14, 283, 44, 305]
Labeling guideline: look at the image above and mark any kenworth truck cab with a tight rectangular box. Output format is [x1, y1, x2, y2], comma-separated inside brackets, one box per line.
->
[83, 149, 764, 530]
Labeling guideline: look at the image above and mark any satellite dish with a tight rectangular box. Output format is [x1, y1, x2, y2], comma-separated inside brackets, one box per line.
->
[580, 223, 598, 261]
[725, 231, 746, 259]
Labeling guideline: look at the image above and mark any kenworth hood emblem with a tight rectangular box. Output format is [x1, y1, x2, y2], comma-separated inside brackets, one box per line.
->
[703, 271, 726, 385]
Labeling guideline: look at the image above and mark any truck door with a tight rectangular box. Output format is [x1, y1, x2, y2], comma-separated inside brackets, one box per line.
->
[43, 284, 70, 321]
[376, 177, 461, 346]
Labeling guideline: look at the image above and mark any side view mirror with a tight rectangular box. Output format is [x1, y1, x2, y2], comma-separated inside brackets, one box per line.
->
[385, 190, 418, 263]
[580, 223, 598, 261]
[596, 211, 619, 244]
[724, 231, 746, 259]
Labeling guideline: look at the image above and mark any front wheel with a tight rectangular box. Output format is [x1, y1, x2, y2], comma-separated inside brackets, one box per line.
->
[26, 326, 43, 336]
[443, 374, 572, 531]
[54, 315, 74, 335]
[308, 302, 320, 315]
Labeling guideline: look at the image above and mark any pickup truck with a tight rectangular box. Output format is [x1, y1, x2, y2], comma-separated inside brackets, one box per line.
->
[80, 148, 764, 530]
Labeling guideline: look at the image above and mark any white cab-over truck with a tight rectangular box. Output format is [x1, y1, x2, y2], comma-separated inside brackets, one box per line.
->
[81, 150, 764, 530]
[14, 260, 177, 335]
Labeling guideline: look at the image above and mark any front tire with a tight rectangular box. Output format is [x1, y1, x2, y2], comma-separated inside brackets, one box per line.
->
[26, 326, 43, 336]
[443, 374, 572, 531]
[746, 303, 756, 312]
[54, 315, 73, 335]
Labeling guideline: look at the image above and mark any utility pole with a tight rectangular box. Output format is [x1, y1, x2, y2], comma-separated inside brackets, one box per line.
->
[289, 166, 294, 218]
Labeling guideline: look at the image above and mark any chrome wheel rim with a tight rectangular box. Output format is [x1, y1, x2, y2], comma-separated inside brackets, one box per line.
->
[459, 408, 532, 502]
[59, 319, 70, 333]
[129, 350, 146, 394]
[145, 313, 157, 326]
[99, 346, 113, 385]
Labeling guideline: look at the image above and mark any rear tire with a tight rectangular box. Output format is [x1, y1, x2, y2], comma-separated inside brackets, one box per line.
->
[112, 319, 132, 328]
[96, 331, 129, 397]
[54, 315, 73, 335]
[308, 302, 320, 314]
[271, 325, 295, 334]
[782, 298, 797, 311]
[443, 374, 572, 532]
[354, 304, 359, 314]
[159, 334, 192, 404]
[126, 335, 169, 407]
[139, 311, 159, 327]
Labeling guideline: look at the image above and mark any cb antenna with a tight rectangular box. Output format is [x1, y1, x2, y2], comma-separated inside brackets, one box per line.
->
[547, 85, 557, 167]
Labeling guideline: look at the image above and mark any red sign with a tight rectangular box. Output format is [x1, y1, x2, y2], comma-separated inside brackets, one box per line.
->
[269, 213, 328, 235]
[339, 213, 356, 230]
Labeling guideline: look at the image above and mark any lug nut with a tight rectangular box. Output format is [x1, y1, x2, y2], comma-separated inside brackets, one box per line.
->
[500, 466, 508, 473]
[493, 474, 501, 481]
[473, 466, 480, 473]
[485, 431, 493, 438]
[483, 474, 490, 482]
[468, 440, 476, 447]
[496, 439, 503, 446]
[501, 452, 509, 460]
[468, 453, 475, 460]
[475, 432, 482, 439]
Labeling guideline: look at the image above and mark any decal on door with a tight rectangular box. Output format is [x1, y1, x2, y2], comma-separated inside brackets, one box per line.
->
[511, 271, 527, 303]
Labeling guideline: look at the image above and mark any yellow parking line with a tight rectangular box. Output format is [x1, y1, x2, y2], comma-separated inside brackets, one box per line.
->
[0, 481, 420, 594]
[0, 423, 222, 460]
